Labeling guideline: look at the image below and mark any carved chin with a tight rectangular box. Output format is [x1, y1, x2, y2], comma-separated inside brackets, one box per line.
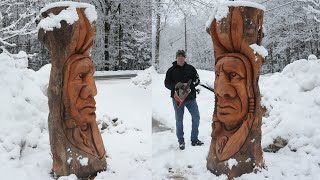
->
[79, 108, 96, 121]
[217, 113, 245, 131]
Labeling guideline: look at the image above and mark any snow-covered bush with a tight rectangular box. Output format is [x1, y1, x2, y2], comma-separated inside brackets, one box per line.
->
[261, 59, 320, 155]
[308, 54, 317, 61]
[131, 66, 155, 89]
[0, 52, 49, 171]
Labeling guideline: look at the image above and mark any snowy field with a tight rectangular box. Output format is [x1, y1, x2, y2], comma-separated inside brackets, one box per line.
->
[152, 60, 320, 179]
[0, 52, 151, 180]
[1, 50, 320, 180]
[94, 70, 140, 77]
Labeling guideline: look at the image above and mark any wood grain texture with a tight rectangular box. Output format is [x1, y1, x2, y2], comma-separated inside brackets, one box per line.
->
[38, 6, 106, 178]
[207, 6, 265, 179]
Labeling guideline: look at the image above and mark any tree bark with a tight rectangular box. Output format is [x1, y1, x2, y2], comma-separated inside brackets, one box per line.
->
[38, 6, 107, 178]
[207, 5, 265, 179]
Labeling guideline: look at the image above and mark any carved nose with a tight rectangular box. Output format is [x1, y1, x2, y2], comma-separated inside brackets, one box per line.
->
[216, 74, 237, 99]
[80, 75, 97, 99]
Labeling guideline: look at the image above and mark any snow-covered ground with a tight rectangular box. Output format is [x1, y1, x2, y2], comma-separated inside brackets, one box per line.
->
[94, 78, 151, 180]
[94, 70, 140, 77]
[0, 52, 151, 180]
[152, 60, 320, 179]
[1, 50, 320, 179]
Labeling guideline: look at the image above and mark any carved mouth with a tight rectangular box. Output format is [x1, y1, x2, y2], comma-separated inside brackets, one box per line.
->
[219, 112, 230, 116]
[79, 105, 96, 111]
[217, 104, 236, 110]
[79, 106, 96, 117]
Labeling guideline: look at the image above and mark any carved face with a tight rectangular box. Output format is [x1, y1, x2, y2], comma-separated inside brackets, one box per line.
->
[215, 57, 248, 131]
[66, 58, 97, 126]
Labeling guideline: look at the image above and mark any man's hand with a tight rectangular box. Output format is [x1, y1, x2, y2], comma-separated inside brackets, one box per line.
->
[175, 82, 184, 89]
[175, 82, 189, 90]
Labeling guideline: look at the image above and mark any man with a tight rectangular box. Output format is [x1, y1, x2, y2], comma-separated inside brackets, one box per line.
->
[164, 50, 204, 150]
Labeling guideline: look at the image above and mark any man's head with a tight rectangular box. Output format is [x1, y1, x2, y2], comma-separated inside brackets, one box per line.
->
[176, 50, 186, 66]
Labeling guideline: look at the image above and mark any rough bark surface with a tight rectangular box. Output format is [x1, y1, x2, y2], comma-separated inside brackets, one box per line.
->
[38, 6, 107, 178]
[207, 6, 265, 179]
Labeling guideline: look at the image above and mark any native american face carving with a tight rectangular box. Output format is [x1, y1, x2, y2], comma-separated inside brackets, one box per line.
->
[67, 57, 97, 127]
[39, 6, 107, 177]
[215, 57, 248, 131]
[207, 4, 265, 178]
[62, 55, 105, 158]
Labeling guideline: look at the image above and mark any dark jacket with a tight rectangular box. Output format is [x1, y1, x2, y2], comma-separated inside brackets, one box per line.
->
[164, 61, 200, 100]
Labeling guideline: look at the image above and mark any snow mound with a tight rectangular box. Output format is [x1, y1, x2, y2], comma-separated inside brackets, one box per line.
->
[38, 1, 97, 32]
[131, 66, 155, 89]
[308, 54, 317, 61]
[0, 52, 51, 179]
[12, 51, 29, 69]
[261, 59, 320, 156]
[35, 64, 51, 97]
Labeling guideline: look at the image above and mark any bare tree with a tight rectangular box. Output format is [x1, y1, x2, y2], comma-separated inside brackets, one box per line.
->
[153, 0, 217, 72]
[0, 0, 39, 52]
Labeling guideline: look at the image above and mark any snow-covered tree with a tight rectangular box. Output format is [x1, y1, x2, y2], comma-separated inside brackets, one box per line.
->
[0, 0, 49, 70]
[153, 0, 220, 72]
[104, 0, 151, 70]
[1, 0, 151, 71]
[262, 0, 319, 73]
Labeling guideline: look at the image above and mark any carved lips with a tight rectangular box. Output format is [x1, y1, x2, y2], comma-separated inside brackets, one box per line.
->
[79, 102, 96, 119]
[77, 101, 96, 131]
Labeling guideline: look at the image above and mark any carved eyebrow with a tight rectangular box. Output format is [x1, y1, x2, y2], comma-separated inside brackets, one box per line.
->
[79, 64, 90, 73]
[221, 62, 245, 78]
[71, 63, 91, 80]
[82, 59, 95, 73]
[215, 63, 222, 72]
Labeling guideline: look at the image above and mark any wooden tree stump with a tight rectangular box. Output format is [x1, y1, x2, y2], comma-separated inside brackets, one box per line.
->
[38, 3, 107, 178]
[206, 2, 265, 179]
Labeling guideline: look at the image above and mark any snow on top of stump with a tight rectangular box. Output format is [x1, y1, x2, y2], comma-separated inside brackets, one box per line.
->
[38, 1, 97, 32]
[220, 1, 266, 11]
[205, 1, 266, 30]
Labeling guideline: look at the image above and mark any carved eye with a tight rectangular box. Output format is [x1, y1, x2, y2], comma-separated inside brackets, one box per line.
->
[75, 73, 85, 81]
[216, 72, 220, 78]
[230, 72, 237, 78]
[229, 72, 242, 82]
[230, 72, 240, 79]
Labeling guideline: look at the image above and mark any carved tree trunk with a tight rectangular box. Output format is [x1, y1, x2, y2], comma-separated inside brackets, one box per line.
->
[38, 5, 107, 178]
[207, 4, 265, 179]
